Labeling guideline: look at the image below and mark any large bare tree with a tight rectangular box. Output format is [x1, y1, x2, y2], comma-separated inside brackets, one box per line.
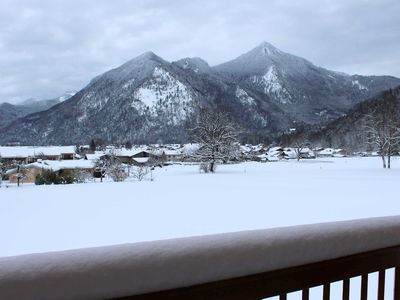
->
[191, 109, 239, 173]
[293, 141, 310, 162]
[364, 94, 400, 169]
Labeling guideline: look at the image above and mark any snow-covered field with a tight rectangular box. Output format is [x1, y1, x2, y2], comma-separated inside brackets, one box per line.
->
[1, 157, 399, 258]
[1, 157, 399, 299]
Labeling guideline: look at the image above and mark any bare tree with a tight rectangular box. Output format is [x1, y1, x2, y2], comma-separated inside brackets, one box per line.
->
[364, 97, 400, 169]
[293, 140, 310, 161]
[131, 165, 149, 181]
[94, 158, 108, 182]
[16, 164, 26, 187]
[94, 150, 128, 182]
[191, 109, 239, 173]
[108, 162, 128, 182]
[35, 151, 47, 160]
[74, 169, 93, 183]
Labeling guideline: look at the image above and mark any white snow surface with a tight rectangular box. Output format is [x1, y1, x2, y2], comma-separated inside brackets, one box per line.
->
[130, 67, 193, 125]
[352, 79, 368, 90]
[30, 160, 95, 172]
[251, 66, 292, 104]
[0, 157, 399, 258]
[235, 86, 256, 106]
[133, 67, 192, 107]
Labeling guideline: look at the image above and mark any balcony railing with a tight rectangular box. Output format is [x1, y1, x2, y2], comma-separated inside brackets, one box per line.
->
[1, 216, 400, 300]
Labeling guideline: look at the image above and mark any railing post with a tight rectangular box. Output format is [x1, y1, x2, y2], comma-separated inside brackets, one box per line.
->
[343, 278, 350, 300]
[361, 274, 368, 300]
[302, 288, 309, 300]
[323, 283, 330, 300]
[378, 270, 385, 300]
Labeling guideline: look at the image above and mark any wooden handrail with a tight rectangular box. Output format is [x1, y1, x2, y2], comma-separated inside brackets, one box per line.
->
[2, 216, 400, 300]
[116, 245, 400, 300]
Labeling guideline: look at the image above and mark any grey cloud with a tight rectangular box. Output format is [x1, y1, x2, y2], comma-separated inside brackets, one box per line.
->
[0, 0, 399, 103]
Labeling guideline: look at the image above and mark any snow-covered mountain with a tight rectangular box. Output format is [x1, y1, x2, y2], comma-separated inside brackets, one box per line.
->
[0, 51, 276, 145]
[0, 42, 399, 145]
[298, 86, 400, 151]
[214, 42, 400, 122]
[0, 91, 75, 129]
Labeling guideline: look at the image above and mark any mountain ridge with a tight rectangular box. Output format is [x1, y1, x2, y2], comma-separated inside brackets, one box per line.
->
[1, 42, 399, 145]
[0, 91, 75, 129]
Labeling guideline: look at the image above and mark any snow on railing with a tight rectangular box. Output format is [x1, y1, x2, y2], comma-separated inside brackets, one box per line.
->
[1, 216, 400, 300]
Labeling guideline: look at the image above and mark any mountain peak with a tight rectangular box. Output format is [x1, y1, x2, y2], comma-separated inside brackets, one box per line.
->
[258, 41, 277, 49]
[94, 51, 168, 83]
[214, 41, 312, 77]
[213, 42, 285, 76]
[135, 51, 162, 61]
[253, 41, 283, 57]
[174, 57, 211, 73]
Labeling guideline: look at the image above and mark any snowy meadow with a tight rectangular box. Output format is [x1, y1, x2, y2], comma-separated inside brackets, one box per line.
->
[1, 156, 399, 258]
[1, 156, 400, 299]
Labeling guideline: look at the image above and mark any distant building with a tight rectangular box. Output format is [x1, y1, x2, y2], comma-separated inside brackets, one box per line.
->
[5, 160, 95, 184]
[0, 146, 76, 164]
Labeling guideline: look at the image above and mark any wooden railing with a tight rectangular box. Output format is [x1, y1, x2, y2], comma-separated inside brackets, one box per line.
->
[1, 216, 400, 300]
[118, 245, 400, 300]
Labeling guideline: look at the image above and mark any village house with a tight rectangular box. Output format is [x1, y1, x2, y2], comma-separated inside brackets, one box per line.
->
[6, 163, 47, 184]
[5, 160, 95, 184]
[316, 148, 347, 157]
[161, 149, 183, 161]
[0, 146, 76, 164]
[90, 148, 160, 166]
[239, 144, 266, 161]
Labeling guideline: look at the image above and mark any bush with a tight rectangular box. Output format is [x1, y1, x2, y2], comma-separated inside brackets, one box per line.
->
[74, 169, 92, 183]
[131, 165, 149, 181]
[61, 170, 75, 184]
[199, 162, 213, 173]
[35, 170, 75, 185]
[108, 164, 128, 182]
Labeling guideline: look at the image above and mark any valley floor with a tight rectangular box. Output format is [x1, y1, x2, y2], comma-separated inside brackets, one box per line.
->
[1, 156, 399, 258]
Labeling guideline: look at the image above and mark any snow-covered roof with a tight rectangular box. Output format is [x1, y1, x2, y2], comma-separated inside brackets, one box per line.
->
[85, 153, 106, 161]
[268, 146, 284, 152]
[132, 157, 150, 164]
[181, 143, 200, 155]
[240, 145, 252, 153]
[102, 147, 155, 157]
[7, 160, 95, 174]
[257, 154, 279, 161]
[317, 148, 335, 155]
[0, 146, 76, 158]
[42, 160, 95, 171]
[240, 144, 265, 153]
[163, 149, 182, 156]
[111, 148, 148, 157]
[300, 147, 313, 153]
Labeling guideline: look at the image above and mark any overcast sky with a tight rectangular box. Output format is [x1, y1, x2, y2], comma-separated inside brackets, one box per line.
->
[1, 0, 399, 104]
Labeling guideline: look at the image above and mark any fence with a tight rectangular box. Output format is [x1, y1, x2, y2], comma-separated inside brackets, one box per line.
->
[1, 216, 400, 300]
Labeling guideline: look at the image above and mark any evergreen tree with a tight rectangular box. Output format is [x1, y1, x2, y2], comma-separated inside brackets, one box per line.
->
[89, 139, 96, 153]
